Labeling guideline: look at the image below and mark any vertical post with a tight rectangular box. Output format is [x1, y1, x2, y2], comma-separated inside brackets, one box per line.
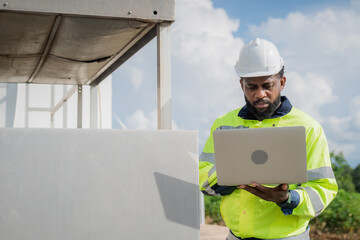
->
[0, 83, 6, 128]
[200, 194, 205, 224]
[77, 85, 82, 128]
[90, 85, 98, 129]
[25, 84, 29, 128]
[157, 23, 172, 130]
[63, 85, 68, 128]
[50, 85, 55, 128]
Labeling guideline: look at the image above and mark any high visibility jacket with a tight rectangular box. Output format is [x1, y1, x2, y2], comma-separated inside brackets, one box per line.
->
[199, 97, 338, 239]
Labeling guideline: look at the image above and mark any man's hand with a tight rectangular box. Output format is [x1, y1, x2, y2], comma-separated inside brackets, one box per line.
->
[238, 182, 289, 204]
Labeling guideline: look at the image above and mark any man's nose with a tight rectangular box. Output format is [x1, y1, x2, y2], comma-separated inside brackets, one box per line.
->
[255, 88, 267, 99]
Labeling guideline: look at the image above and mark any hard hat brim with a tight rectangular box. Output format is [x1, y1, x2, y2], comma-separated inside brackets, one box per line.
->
[235, 64, 284, 78]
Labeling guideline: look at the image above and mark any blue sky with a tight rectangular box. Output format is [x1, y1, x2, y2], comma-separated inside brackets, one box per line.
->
[212, 0, 352, 40]
[112, 0, 360, 167]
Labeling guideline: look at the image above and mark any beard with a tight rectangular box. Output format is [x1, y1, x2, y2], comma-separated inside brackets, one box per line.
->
[245, 95, 281, 121]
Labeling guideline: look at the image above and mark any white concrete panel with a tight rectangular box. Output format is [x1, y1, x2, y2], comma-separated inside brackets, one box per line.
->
[0, 129, 199, 240]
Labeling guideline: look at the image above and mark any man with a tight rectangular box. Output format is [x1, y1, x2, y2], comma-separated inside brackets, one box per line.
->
[199, 38, 338, 240]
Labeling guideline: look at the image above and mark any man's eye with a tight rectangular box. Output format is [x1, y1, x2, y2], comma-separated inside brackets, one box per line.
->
[264, 84, 273, 90]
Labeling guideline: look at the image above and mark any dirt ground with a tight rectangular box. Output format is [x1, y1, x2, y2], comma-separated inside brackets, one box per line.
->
[310, 228, 360, 240]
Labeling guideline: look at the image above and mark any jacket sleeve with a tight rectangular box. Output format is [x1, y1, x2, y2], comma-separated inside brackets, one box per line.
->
[278, 125, 338, 218]
[199, 122, 237, 196]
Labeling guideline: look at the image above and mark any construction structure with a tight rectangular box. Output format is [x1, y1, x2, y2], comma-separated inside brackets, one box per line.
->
[0, 0, 200, 239]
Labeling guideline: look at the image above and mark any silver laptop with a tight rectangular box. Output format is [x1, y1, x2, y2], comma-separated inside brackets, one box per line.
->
[213, 126, 307, 186]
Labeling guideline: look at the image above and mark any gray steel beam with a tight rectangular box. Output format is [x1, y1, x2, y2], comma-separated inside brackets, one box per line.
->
[62, 85, 68, 128]
[0, 0, 175, 21]
[51, 85, 77, 115]
[90, 85, 98, 129]
[77, 85, 82, 128]
[28, 15, 62, 83]
[25, 84, 29, 128]
[90, 25, 157, 87]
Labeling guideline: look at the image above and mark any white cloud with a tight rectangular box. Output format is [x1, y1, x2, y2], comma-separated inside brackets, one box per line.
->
[322, 94, 360, 166]
[250, 9, 360, 54]
[130, 67, 143, 92]
[327, 116, 353, 141]
[249, 8, 360, 83]
[354, 111, 360, 129]
[173, 0, 243, 81]
[125, 109, 157, 129]
[247, 5, 360, 166]
[349, 95, 360, 129]
[328, 140, 356, 156]
[283, 71, 335, 122]
[170, 0, 245, 147]
[125, 109, 179, 130]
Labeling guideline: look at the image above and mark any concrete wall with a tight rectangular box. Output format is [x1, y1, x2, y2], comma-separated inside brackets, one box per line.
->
[0, 129, 199, 240]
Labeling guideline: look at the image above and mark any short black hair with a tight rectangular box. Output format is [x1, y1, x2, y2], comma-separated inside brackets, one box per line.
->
[277, 66, 285, 79]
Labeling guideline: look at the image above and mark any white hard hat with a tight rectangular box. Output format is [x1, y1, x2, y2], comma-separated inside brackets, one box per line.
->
[235, 38, 284, 78]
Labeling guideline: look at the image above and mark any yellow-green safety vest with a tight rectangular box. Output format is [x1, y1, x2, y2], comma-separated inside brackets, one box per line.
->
[199, 104, 338, 239]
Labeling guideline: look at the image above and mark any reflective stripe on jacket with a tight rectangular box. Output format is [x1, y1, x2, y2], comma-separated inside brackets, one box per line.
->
[199, 100, 338, 239]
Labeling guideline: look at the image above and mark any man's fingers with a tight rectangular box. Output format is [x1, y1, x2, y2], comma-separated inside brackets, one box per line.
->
[272, 184, 289, 191]
[279, 184, 289, 191]
[238, 183, 290, 203]
[251, 182, 267, 192]
[240, 183, 289, 193]
[242, 185, 265, 199]
[238, 183, 265, 194]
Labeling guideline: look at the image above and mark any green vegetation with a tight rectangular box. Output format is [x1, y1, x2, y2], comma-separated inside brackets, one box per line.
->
[352, 165, 360, 193]
[312, 189, 360, 233]
[204, 194, 223, 224]
[312, 152, 360, 233]
[204, 151, 360, 234]
[331, 152, 356, 193]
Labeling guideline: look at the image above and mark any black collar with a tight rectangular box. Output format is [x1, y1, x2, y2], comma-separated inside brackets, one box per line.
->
[238, 96, 292, 120]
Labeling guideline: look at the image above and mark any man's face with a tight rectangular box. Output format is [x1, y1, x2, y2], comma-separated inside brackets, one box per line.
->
[240, 74, 286, 120]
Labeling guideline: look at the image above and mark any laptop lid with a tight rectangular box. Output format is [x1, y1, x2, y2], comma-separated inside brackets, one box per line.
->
[213, 126, 307, 186]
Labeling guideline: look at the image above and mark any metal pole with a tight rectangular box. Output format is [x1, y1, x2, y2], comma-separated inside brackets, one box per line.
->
[63, 85, 68, 128]
[90, 85, 98, 129]
[25, 84, 29, 128]
[77, 85, 82, 128]
[157, 22, 172, 130]
[200, 193, 205, 224]
[50, 85, 55, 128]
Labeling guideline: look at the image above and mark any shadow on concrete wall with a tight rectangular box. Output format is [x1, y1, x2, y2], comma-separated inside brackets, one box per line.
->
[154, 172, 199, 229]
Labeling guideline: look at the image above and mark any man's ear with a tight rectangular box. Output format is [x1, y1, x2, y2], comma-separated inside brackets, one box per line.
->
[280, 76, 286, 91]
[240, 79, 244, 90]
